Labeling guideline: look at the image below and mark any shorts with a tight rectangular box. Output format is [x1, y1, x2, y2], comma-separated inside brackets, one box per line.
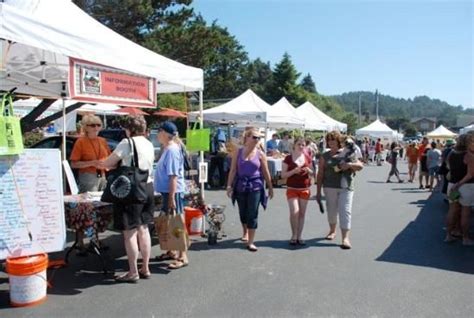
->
[286, 188, 311, 200]
[408, 162, 418, 171]
[160, 192, 185, 214]
[459, 183, 474, 207]
[428, 166, 439, 176]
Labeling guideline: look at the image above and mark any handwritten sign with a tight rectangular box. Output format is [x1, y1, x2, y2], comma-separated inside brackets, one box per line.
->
[0, 149, 66, 260]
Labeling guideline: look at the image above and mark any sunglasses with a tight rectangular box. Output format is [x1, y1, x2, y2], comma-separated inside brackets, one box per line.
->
[250, 136, 261, 140]
[87, 124, 101, 127]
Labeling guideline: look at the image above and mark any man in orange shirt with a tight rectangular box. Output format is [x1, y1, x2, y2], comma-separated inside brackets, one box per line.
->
[418, 137, 429, 189]
[406, 142, 419, 182]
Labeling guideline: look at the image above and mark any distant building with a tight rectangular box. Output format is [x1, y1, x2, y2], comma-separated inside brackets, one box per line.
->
[411, 117, 437, 133]
[456, 115, 474, 127]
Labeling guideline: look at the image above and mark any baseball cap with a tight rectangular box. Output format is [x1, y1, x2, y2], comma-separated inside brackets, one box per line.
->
[159, 121, 178, 136]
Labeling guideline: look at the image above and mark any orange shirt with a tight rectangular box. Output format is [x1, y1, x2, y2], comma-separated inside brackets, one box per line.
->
[418, 144, 427, 160]
[406, 146, 419, 164]
[70, 137, 111, 174]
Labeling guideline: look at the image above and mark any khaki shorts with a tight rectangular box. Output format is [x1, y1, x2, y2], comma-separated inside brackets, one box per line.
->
[459, 183, 474, 207]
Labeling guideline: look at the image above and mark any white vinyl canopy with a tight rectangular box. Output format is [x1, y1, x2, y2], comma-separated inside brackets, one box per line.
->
[0, 0, 204, 98]
[460, 124, 474, 134]
[296, 101, 347, 131]
[268, 97, 305, 129]
[188, 89, 269, 126]
[355, 119, 395, 138]
[426, 125, 457, 138]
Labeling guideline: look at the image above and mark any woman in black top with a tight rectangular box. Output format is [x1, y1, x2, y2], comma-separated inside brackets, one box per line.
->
[444, 134, 468, 243]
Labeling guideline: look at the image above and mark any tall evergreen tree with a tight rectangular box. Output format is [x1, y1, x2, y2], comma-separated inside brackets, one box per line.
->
[242, 58, 273, 101]
[300, 73, 317, 94]
[268, 53, 301, 104]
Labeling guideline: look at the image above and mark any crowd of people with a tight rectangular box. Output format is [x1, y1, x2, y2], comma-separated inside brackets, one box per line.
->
[68, 115, 474, 283]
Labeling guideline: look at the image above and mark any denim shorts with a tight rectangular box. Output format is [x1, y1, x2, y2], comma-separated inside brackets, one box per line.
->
[160, 192, 185, 214]
[428, 166, 439, 176]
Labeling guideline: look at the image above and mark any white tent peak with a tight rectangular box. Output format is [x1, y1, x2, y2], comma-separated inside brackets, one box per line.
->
[426, 125, 457, 137]
[355, 119, 396, 139]
[296, 101, 347, 131]
[268, 97, 305, 128]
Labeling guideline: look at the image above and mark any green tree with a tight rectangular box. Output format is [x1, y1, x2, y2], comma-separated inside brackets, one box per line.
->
[300, 73, 317, 94]
[241, 58, 273, 101]
[268, 53, 301, 104]
[73, 0, 193, 44]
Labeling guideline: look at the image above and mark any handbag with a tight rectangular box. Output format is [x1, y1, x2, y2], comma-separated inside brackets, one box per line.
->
[186, 122, 210, 152]
[0, 94, 24, 156]
[156, 209, 190, 252]
[180, 143, 191, 171]
[101, 138, 149, 204]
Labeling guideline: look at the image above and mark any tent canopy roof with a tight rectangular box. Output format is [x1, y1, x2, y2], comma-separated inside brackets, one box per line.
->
[355, 119, 394, 137]
[266, 97, 304, 128]
[0, 0, 203, 98]
[426, 125, 457, 137]
[296, 101, 347, 131]
[188, 89, 269, 126]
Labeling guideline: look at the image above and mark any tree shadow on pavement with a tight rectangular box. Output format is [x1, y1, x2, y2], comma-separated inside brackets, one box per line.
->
[376, 193, 474, 274]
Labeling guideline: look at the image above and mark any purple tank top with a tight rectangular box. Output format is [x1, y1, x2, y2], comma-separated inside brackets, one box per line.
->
[235, 148, 263, 192]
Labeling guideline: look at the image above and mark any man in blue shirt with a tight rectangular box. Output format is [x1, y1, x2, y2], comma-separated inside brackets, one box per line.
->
[266, 134, 279, 154]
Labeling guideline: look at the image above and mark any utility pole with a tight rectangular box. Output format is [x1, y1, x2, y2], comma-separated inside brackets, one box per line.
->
[358, 94, 362, 125]
[375, 89, 379, 119]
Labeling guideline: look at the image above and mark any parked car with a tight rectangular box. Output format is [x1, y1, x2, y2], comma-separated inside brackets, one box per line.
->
[148, 129, 161, 161]
[98, 129, 126, 142]
[29, 135, 119, 160]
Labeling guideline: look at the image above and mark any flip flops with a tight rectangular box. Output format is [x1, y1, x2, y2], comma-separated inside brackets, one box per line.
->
[168, 259, 189, 269]
[155, 252, 177, 261]
[115, 273, 139, 283]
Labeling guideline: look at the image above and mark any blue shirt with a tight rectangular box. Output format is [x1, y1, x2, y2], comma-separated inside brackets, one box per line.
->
[153, 143, 185, 193]
[266, 139, 279, 150]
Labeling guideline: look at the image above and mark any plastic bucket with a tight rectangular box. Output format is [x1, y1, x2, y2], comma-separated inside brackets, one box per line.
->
[6, 253, 48, 307]
[184, 207, 204, 235]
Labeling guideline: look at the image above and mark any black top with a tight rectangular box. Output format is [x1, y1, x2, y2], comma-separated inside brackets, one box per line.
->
[448, 151, 473, 183]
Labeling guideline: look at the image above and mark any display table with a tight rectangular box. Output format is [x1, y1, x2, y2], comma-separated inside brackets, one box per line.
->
[63, 194, 113, 273]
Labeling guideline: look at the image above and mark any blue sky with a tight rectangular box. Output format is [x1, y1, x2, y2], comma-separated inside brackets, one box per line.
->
[192, 0, 473, 108]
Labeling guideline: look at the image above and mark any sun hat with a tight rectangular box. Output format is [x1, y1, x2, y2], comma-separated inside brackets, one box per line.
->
[445, 139, 455, 146]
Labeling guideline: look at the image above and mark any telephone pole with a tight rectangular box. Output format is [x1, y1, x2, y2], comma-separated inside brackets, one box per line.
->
[358, 94, 362, 125]
[375, 89, 379, 119]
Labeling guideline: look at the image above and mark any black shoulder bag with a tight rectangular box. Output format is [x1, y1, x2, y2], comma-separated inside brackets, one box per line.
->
[101, 138, 149, 204]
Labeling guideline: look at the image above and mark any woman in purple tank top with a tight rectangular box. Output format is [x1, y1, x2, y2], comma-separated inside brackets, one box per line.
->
[226, 127, 274, 252]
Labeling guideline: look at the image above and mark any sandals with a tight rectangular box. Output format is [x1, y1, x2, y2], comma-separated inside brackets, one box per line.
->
[247, 244, 258, 252]
[168, 259, 189, 270]
[340, 240, 352, 250]
[289, 239, 297, 246]
[115, 273, 139, 283]
[297, 239, 306, 246]
[325, 233, 336, 240]
[138, 270, 151, 279]
[155, 252, 177, 261]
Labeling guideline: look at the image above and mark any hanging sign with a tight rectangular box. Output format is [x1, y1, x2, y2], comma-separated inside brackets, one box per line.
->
[69, 58, 156, 108]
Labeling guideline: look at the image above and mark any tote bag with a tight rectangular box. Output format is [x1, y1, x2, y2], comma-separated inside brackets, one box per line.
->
[101, 138, 149, 204]
[186, 122, 210, 152]
[0, 94, 24, 155]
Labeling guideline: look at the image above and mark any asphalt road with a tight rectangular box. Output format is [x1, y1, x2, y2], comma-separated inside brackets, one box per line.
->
[1, 162, 473, 317]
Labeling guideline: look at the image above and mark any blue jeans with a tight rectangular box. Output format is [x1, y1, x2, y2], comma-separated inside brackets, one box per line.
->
[236, 191, 261, 229]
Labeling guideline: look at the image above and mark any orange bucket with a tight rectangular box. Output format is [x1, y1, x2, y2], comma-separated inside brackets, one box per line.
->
[6, 253, 48, 307]
[184, 207, 204, 235]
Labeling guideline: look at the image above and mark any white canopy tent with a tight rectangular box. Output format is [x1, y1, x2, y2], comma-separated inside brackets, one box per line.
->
[295, 101, 347, 131]
[188, 89, 270, 126]
[460, 124, 474, 134]
[267, 97, 305, 129]
[0, 0, 203, 96]
[426, 125, 457, 139]
[355, 119, 395, 140]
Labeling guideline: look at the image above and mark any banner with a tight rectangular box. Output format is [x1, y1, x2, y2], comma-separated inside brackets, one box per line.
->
[69, 58, 156, 108]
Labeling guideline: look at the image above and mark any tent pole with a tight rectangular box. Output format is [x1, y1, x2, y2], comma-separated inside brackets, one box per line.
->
[62, 98, 66, 161]
[199, 89, 204, 200]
